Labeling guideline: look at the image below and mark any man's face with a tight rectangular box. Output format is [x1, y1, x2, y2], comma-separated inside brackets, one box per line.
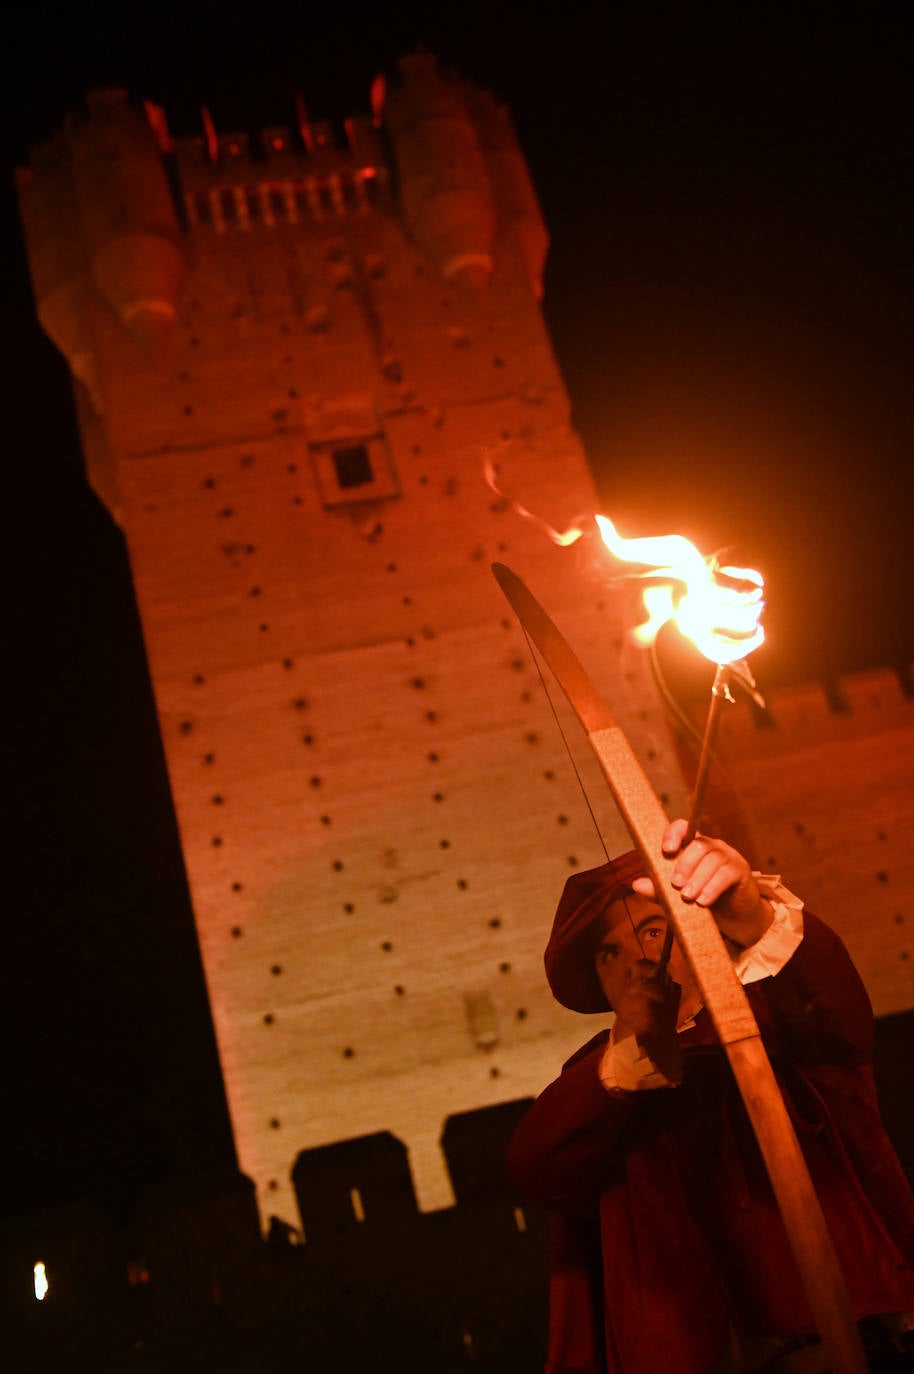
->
[593, 891, 697, 1016]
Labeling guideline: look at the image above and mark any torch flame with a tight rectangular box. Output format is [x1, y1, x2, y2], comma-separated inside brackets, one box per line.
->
[594, 515, 765, 665]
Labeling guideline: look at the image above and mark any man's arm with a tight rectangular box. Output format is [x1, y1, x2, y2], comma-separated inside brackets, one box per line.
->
[507, 1031, 638, 1210]
[751, 910, 874, 1067]
[646, 820, 874, 1065]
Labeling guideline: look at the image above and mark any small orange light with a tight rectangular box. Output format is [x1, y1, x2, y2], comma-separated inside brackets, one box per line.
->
[34, 1262, 49, 1301]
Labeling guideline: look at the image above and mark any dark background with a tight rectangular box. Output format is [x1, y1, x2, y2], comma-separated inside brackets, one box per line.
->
[3, 3, 912, 1218]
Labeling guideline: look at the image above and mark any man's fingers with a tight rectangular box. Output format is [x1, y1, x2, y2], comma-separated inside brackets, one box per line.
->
[680, 855, 741, 906]
[661, 818, 690, 855]
[635, 838, 740, 902]
[672, 836, 738, 887]
[635, 827, 755, 918]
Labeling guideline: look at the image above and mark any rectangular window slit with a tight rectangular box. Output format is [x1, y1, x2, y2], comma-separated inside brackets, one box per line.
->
[333, 444, 374, 489]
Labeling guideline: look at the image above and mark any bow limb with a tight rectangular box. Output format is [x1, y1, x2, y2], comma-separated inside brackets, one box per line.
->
[493, 563, 867, 1374]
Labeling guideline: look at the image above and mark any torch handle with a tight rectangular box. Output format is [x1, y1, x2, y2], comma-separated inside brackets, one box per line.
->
[684, 661, 731, 840]
[655, 662, 731, 975]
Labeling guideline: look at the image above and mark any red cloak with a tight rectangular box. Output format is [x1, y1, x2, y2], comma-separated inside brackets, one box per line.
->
[508, 914, 914, 1374]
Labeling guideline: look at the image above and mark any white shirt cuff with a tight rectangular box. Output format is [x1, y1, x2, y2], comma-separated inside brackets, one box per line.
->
[599, 1028, 679, 1092]
[733, 874, 804, 984]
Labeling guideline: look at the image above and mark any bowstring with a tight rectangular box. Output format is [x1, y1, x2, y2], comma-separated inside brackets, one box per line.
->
[522, 626, 646, 959]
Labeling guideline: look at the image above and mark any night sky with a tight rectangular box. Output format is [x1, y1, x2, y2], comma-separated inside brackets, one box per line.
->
[4, 4, 913, 1217]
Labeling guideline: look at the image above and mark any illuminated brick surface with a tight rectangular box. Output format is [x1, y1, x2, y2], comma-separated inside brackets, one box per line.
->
[19, 73, 688, 1227]
[711, 670, 914, 1016]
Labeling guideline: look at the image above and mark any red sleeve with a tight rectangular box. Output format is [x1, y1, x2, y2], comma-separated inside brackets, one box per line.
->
[749, 911, 875, 1068]
[756, 914, 914, 1265]
[507, 1030, 638, 1210]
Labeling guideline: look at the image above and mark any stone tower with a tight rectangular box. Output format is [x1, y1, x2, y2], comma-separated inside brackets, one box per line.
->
[17, 56, 691, 1229]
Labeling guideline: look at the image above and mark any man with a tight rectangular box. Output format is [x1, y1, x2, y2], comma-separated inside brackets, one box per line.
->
[508, 820, 914, 1374]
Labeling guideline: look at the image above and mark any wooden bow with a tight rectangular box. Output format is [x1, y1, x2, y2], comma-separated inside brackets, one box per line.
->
[493, 563, 867, 1374]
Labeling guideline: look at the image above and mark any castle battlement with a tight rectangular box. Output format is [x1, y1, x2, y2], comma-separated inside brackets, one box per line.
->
[690, 662, 914, 1019]
[169, 113, 390, 232]
[179, 163, 386, 233]
[723, 663, 914, 753]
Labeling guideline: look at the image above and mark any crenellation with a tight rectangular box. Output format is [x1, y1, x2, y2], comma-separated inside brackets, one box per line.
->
[839, 665, 914, 719]
[169, 103, 392, 240]
[701, 663, 914, 1015]
[721, 665, 914, 750]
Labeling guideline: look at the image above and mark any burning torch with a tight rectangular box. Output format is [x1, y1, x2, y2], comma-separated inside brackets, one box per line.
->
[484, 456, 768, 942]
[593, 514, 767, 974]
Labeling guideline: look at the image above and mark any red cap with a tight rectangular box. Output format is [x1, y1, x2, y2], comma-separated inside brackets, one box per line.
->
[544, 849, 647, 1013]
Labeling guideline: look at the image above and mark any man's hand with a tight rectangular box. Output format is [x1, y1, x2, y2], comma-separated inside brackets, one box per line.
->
[631, 819, 774, 948]
[612, 958, 683, 1083]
